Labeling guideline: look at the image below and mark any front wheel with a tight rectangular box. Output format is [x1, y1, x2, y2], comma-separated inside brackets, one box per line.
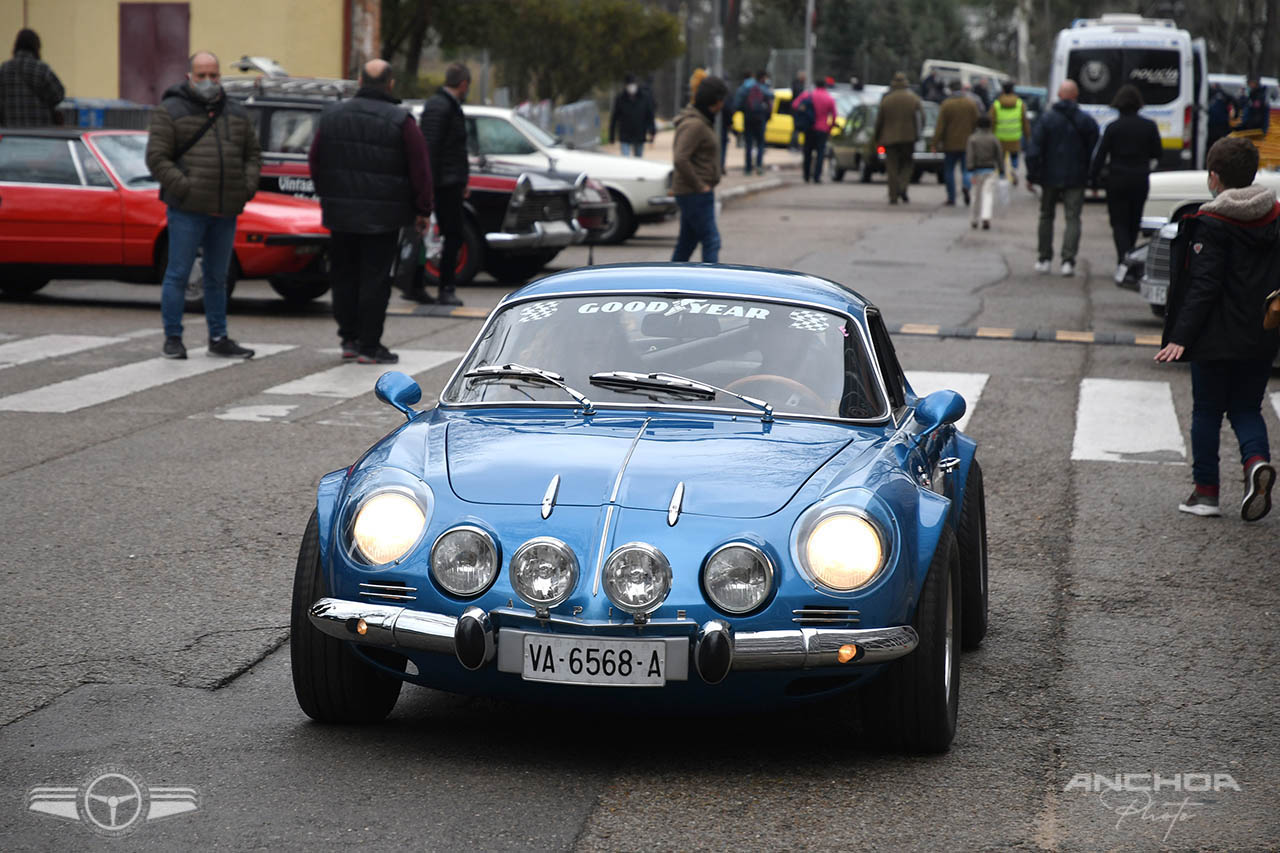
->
[0, 272, 50, 296]
[590, 189, 635, 244]
[268, 277, 330, 303]
[864, 524, 960, 753]
[290, 510, 404, 723]
[484, 249, 559, 283]
[956, 460, 988, 650]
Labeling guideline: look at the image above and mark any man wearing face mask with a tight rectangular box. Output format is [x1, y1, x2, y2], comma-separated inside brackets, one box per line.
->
[609, 73, 655, 158]
[146, 51, 261, 360]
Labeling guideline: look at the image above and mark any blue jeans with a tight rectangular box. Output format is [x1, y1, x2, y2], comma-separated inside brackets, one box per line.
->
[942, 151, 971, 202]
[620, 141, 645, 158]
[1189, 360, 1273, 487]
[160, 207, 237, 340]
[671, 192, 720, 263]
[743, 121, 765, 171]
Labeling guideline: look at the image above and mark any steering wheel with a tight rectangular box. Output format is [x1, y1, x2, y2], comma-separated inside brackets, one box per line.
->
[725, 374, 828, 414]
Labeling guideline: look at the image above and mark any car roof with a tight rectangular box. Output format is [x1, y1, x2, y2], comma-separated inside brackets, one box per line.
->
[0, 127, 91, 138]
[504, 263, 874, 314]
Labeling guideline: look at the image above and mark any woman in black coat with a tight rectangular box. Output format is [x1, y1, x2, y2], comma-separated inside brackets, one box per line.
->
[1090, 84, 1164, 283]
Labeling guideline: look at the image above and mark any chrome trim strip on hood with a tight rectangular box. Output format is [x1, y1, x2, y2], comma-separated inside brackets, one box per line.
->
[592, 417, 651, 595]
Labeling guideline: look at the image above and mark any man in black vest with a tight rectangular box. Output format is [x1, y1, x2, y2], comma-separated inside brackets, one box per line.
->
[309, 59, 433, 364]
[416, 62, 471, 306]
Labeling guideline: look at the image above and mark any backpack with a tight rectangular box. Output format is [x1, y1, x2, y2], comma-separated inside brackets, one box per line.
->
[792, 94, 815, 132]
[745, 85, 770, 122]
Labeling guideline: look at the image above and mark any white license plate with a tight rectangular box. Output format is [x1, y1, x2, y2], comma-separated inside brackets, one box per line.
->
[1141, 281, 1168, 305]
[522, 634, 667, 686]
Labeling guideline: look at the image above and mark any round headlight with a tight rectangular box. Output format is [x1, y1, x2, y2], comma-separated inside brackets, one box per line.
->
[510, 537, 578, 609]
[352, 490, 426, 565]
[703, 544, 774, 614]
[430, 526, 499, 597]
[803, 513, 885, 591]
[602, 543, 671, 615]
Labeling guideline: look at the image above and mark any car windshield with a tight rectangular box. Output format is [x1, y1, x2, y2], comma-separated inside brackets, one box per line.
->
[443, 294, 886, 420]
[833, 90, 858, 114]
[93, 133, 156, 187]
[1069, 48, 1181, 106]
[508, 112, 559, 148]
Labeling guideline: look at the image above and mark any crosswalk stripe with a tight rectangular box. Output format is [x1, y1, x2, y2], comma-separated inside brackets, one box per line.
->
[904, 371, 989, 433]
[0, 344, 294, 413]
[1071, 378, 1186, 464]
[0, 334, 124, 370]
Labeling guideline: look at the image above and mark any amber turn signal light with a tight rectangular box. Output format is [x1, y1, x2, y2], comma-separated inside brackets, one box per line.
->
[837, 644, 858, 663]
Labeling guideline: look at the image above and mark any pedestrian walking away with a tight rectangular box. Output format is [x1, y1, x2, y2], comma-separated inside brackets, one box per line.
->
[794, 77, 836, 183]
[1206, 84, 1234, 152]
[1238, 77, 1270, 136]
[670, 75, 727, 264]
[737, 69, 772, 175]
[990, 81, 1029, 185]
[1089, 84, 1162, 283]
[965, 115, 1001, 229]
[934, 81, 980, 206]
[310, 59, 433, 365]
[1025, 79, 1098, 277]
[1155, 137, 1279, 522]
[0, 29, 64, 127]
[417, 62, 471, 306]
[145, 51, 260, 360]
[609, 73, 655, 158]
[875, 72, 924, 205]
[788, 70, 807, 149]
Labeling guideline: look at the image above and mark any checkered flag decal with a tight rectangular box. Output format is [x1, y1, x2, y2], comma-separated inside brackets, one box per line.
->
[789, 310, 829, 332]
[519, 301, 559, 323]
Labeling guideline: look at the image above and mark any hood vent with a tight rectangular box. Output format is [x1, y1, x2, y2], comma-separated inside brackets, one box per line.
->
[359, 581, 417, 602]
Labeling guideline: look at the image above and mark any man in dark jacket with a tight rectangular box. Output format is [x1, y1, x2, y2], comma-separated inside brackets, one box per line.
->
[416, 62, 471, 306]
[609, 73, 655, 157]
[933, 81, 980, 206]
[146, 51, 261, 360]
[1156, 137, 1278, 521]
[875, 72, 924, 205]
[1026, 80, 1098, 277]
[1238, 77, 1270, 136]
[310, 59, 433, 365]
[0, 29, 63, 126]
[1206, 84, 1233, 150]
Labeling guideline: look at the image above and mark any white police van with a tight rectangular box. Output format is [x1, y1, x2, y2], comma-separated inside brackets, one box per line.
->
[1049, 14, 1207, 170]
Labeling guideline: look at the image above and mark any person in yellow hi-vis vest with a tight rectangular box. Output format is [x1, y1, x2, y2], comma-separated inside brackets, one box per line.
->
[990, 81, 1030, 185]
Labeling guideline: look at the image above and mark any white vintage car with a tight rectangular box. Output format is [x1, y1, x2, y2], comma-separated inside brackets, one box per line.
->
[463, 105, 676, 243]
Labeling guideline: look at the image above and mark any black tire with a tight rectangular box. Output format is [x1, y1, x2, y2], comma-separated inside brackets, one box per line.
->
[864, 524, 960, 753]
[860, 160, 874, 183]
[0, 273, 50, 296]
[956, 460, 988, 650]
[290, 510, 404, 724]
[268, 277, 330, 303]
[592, 189, 634, 244]
[484, 249, 559, 283]
[423, 216, 483, 287]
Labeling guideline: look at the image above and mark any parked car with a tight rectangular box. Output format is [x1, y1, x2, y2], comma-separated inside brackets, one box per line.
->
[0, 128, 327, 305]
[460, 104, 675, 244]
[290, 263, 990, 753]
[731, 86, 853, 149]
[227, 78, 606, 286]
[1140, 168, 1280, 233]
[829, 93, 943, 184]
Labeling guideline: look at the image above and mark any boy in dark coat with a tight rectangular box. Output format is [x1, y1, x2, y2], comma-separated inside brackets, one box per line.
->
[1156, 137, 1279, 521]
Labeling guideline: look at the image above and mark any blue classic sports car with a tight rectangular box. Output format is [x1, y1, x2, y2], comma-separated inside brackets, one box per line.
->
[290, 264, 988, 752]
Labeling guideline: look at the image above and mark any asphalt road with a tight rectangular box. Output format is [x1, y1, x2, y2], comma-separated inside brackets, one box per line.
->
[1, 172, 1277, 851]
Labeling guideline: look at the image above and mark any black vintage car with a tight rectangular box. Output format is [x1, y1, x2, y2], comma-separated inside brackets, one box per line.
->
[226, 77, 612, 285]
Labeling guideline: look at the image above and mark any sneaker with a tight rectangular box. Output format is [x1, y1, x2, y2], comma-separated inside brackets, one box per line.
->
[982, 220, 991, 230]
[1242, 460, 1276, 522]
[357, 346, 398, 365]
[1114, 263, 1128, 284]
[162, 336, 186, 359]
[1178, 491, 1222, 517]
[1034, 260, 1051, 274]
[1060, 261, 1075, 277]
[437, 290, 464, 307]
[341, 339, 359, 361]
[208, 336, 254, 359]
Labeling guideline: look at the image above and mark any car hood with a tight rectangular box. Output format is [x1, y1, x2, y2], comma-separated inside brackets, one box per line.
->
[543, 148, 671, 182]
[444, 412, 864, 518]
[242, 191, 324, 228]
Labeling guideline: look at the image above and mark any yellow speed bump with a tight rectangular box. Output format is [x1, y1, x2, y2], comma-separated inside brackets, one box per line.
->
[1055, 330, 1095, 343]
[975, 327, 1015, 339]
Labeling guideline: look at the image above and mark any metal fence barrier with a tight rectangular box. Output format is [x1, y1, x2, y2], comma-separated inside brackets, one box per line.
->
[54, 99, 153, 130]
[515, 98, 601, 149]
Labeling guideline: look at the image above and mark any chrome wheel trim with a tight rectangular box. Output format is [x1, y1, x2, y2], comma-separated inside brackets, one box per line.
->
[943, 568, 955, 699]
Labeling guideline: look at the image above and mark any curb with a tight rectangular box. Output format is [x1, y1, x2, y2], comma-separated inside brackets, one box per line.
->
[719, 176, 787, 203]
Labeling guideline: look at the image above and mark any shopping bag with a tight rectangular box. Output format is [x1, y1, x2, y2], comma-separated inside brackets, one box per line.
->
[423, 212, 442, 262]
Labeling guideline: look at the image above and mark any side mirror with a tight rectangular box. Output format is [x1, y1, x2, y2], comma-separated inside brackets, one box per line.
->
[914, 389, 966, 432]
[375, 371, 422, 420]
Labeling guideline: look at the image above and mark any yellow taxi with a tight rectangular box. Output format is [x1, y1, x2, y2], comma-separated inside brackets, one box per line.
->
[731, 87, 847, 146]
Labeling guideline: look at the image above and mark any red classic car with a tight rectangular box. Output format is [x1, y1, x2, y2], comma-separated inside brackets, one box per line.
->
[0, 128, 329, 305]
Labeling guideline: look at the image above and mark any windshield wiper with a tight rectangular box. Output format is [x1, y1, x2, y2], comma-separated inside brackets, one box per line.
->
[589, 370, 773, 422]
[464, 363, 595, 415]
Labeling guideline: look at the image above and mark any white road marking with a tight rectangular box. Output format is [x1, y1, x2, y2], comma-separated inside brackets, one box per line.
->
[0, 334, 124, 370]
[0, 344, 294, 413]
[214, 403, 300, 423]
[905, 370, 989, 433]
[1071, 378, 1186, 464]
[121, 328, 162, 339]
[263, 350, 462, 399]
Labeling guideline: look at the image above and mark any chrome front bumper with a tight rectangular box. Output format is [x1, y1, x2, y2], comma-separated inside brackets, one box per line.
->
[484, 219, 586, 251]
[307, 598, 918, 684]
[646, 195, 678, 209]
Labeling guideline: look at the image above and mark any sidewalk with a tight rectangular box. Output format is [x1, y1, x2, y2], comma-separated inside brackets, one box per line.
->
[598, 126, 801, 200]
